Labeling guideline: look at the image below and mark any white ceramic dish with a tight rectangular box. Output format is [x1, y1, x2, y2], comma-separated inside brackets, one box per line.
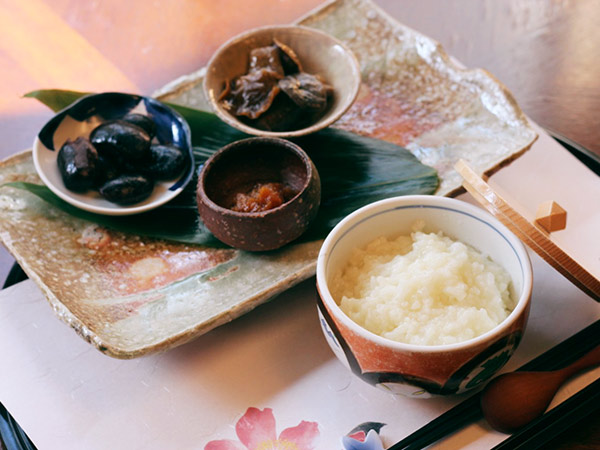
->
[33, 92, 194, 216]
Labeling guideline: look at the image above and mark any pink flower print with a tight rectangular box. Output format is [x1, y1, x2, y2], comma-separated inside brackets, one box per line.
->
[205, 407, 319, 450]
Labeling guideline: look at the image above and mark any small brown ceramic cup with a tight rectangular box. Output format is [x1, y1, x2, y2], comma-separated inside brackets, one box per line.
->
[197, 137, 321, 251]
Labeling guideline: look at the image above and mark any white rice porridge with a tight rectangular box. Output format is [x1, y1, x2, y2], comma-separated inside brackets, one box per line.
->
[330, 223, 515, 346]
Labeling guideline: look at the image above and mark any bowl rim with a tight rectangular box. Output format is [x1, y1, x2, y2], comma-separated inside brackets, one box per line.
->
[316, 194, 533, 353]
[203, 24, 361, 138]
[197, 136, 316, 217]
[32, 92, 194, 216]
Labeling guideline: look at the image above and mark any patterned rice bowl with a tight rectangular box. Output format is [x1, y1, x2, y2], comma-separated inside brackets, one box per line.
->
[316, 195, 533, 397]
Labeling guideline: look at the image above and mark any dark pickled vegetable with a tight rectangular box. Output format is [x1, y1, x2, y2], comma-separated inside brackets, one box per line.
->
[122, 113, 157, 139]
[57, 137, 99, 192]
[90, 121, 151, 166]
[273, 38, 303, 74]
[99, 175, 154, 204]
[279, 73, 332, 112]
[248, 93, 304, 132]
[249, 45, 284, 76]
[142, 144, 186, 180]
[221, 69, 282, 119]
[219, 40, 332, 131]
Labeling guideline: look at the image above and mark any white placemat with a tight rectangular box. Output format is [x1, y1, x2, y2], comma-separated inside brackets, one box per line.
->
[0, 131, 599, 450]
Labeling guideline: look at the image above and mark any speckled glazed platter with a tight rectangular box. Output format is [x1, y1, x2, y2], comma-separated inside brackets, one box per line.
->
[0, 0, 536, 358]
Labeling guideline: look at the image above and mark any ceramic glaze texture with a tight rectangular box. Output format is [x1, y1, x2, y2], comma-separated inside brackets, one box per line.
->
[0, 0, 537, 358]
[300, 0, 537, 196]
[318, 300, 528, 396]
[316, 196, 533, 396]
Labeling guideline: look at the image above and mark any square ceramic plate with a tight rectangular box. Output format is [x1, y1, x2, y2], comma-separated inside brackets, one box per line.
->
[0, 0, 536, 358]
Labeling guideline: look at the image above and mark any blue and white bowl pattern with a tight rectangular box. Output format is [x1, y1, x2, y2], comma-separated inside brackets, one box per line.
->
[33, 92, 194, 215]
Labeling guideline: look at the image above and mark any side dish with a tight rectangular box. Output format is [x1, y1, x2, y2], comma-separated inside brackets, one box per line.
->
[197, 137, 321, 251]
[230, 181, 296, 213]
[219, 39, 333, 132]
[57, 114, 186, 205]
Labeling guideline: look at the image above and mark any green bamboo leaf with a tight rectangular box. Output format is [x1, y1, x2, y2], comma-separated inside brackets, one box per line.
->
[4, 181, 224, 247]
[24, 89, 89, 113]
[20, 89, 439, 247]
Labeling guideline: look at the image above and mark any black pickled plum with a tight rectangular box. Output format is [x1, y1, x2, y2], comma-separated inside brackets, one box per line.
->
[94, 154, 120, 186]
[122, 114, 157, 139]
[57, 137, 99, 192]
[99, 175, 154, 204]
[143, 144, 186, 180]
[90, 121, 151, 167]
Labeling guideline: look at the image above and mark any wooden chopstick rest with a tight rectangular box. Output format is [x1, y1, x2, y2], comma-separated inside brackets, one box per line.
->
[454, 159, 600, 302]
[535, 200, 567, 233]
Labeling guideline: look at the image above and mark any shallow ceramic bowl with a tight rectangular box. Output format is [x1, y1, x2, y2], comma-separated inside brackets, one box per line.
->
[316, 195, 533, 397]
[204, 25, 361, 137]
[197, 137, 321, 251]
[33, 92, 194, 216]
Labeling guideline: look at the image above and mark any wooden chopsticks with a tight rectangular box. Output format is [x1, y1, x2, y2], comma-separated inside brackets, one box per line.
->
[388, 319, 600, 450]
[455, 159, 600, 302]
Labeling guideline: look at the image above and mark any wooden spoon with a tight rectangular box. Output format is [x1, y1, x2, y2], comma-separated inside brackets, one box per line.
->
[480, 343, 600, 433]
